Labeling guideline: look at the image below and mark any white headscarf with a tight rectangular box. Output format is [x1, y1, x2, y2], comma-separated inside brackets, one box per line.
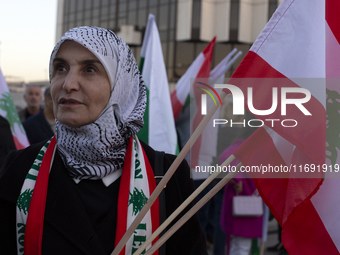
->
[49, 26, 146, 180]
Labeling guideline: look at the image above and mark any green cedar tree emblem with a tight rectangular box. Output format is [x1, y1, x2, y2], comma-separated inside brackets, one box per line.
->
[17, 189, 33, 215]
[128, 188, 148, 216]
[0, 92, 23, 132]
[326, 89, 340, 166]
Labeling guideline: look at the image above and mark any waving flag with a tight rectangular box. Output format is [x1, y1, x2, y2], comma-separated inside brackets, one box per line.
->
[171, 43, 242, 178]
[228, 0, 340, 254]
[0, 68, 29, 149]
[137, 14, 178, 155]
[191, 50, 242, 178]
[171, 38, 216, 121]
[170, 37, 216, 178]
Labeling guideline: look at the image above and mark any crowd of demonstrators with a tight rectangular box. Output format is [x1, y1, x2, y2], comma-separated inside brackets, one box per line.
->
[0, 26, 207, 255]
[18, 84, 43, 122]
[23, 87, 55, 145]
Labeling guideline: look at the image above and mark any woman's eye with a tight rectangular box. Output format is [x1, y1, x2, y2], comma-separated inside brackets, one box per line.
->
[55, 65, 67, 72]
[85, 66, 96, 73]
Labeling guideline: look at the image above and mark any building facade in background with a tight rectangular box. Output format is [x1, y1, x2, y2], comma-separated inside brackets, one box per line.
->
[56, 0, 281, 82]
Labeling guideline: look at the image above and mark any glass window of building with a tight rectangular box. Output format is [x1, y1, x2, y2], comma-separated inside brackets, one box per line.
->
[159, 5, 168, 30]
[85, 0, 92, 10]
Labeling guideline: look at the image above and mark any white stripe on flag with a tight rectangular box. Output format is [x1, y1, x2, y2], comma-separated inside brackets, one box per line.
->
[174, 53, 205, 106]
[141, 14, 178, 154]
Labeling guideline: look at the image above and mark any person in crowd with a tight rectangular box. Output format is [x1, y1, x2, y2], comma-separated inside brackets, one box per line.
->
[0, 115, 16, 167]
[266, 225, 287, 254]
[219, 121, 262, 255]
[23, 87, 55, 144]
[19, 84, 43, 122]
[0, 26, 207, 255]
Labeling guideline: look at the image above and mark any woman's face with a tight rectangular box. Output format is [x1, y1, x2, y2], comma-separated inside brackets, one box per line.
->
[51, 40, 111, 128]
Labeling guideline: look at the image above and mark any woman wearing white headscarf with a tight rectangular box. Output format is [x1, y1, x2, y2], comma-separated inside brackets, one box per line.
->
[0, 27, 207, 255]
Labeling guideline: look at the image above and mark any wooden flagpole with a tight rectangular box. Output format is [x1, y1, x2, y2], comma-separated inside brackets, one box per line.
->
[132, 154, 236, 255]
[143, 162, 242, 255]
[111, 91, 228, 255]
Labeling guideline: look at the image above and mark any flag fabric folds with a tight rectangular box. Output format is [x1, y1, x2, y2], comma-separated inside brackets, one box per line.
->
[0, 68, 29, 149]
[171, 38, 216, 121]
[191, 49, 242, 177]
[229, 0, 340, 254]
[171, 41, 242, 179]
[137, 14, 178, 155]
[170, 38, 215, 178]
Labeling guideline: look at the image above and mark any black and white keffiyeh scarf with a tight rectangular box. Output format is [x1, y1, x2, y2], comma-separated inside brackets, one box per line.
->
[15, 27, 158, 255]
[49, 26, 146, 180]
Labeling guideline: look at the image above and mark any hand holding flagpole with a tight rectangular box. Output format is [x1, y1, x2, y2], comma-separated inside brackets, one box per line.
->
[143, 162, 242, 255]
[111, 91, 227, 255]
[132, 154, 236, 255]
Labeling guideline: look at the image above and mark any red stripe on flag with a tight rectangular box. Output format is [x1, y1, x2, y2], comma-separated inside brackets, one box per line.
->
[257, 179, 322, 229]
[325, 0, 340, 79]
[228, 50, 284, 79]
[225, 1, 330, 254]
[282, 199, 339, 255]
[226, 51, 325, 165]
[233, 127, 288, 225]
[326, 0, 340, 45]
[24, 136, 56, 255]
[191, 37, 216, 167]
[202, 38, 216, 56]
[233, 128, 287, 171]
[114, 137, 133, 254]
[142, 147, 159, 252]
[234, 128, 323, 227]
[230, 51, 326, 254]
[13, 135, 27, 150]
[171, 90, 184, 120]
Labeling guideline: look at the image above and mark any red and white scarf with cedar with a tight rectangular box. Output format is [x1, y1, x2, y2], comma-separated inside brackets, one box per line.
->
[16, 135, 159, 255]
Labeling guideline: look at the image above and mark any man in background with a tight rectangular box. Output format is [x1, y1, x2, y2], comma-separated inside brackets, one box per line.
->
[23, 87, 55, 144]
[19, 84, 43, 122]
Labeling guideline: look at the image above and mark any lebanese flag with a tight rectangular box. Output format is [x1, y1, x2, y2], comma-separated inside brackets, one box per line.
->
[0, 68, 29, 149]
[170, 38, 215, 175]
[171, 38, 216, 120]
[227, 0, 340, 253]
[190, 50, 242, 178]
[137, 14, 178, 155]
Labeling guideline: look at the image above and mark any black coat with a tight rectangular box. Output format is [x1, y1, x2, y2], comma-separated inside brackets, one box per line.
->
[0, 140, 207, 255]
[0, 116, 16, 168]
[23, 110, 54, 145]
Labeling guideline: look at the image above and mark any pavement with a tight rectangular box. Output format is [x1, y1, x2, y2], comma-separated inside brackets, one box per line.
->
[207, 218, 284, 255]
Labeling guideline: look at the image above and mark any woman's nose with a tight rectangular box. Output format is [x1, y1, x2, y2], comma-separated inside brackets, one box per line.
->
[62, 70, 80, 92]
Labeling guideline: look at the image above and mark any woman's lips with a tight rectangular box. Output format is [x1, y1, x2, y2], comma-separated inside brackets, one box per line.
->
[58, 98, 81, 105]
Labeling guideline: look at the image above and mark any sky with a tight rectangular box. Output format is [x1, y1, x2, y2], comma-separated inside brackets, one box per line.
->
[0, 0, 57, 83]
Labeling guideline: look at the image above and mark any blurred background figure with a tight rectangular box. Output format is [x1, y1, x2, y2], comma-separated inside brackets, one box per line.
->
[266, 224, 286, 254]
[18, 84, 43, 122]
[23, 87, 55, 144]
[219, 113, 262, 255]
[0, 116, 16, 167]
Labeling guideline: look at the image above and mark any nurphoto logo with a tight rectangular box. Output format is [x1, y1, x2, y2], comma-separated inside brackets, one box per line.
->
[198, 82, 312, 128]
[196, 82, 222, 115]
